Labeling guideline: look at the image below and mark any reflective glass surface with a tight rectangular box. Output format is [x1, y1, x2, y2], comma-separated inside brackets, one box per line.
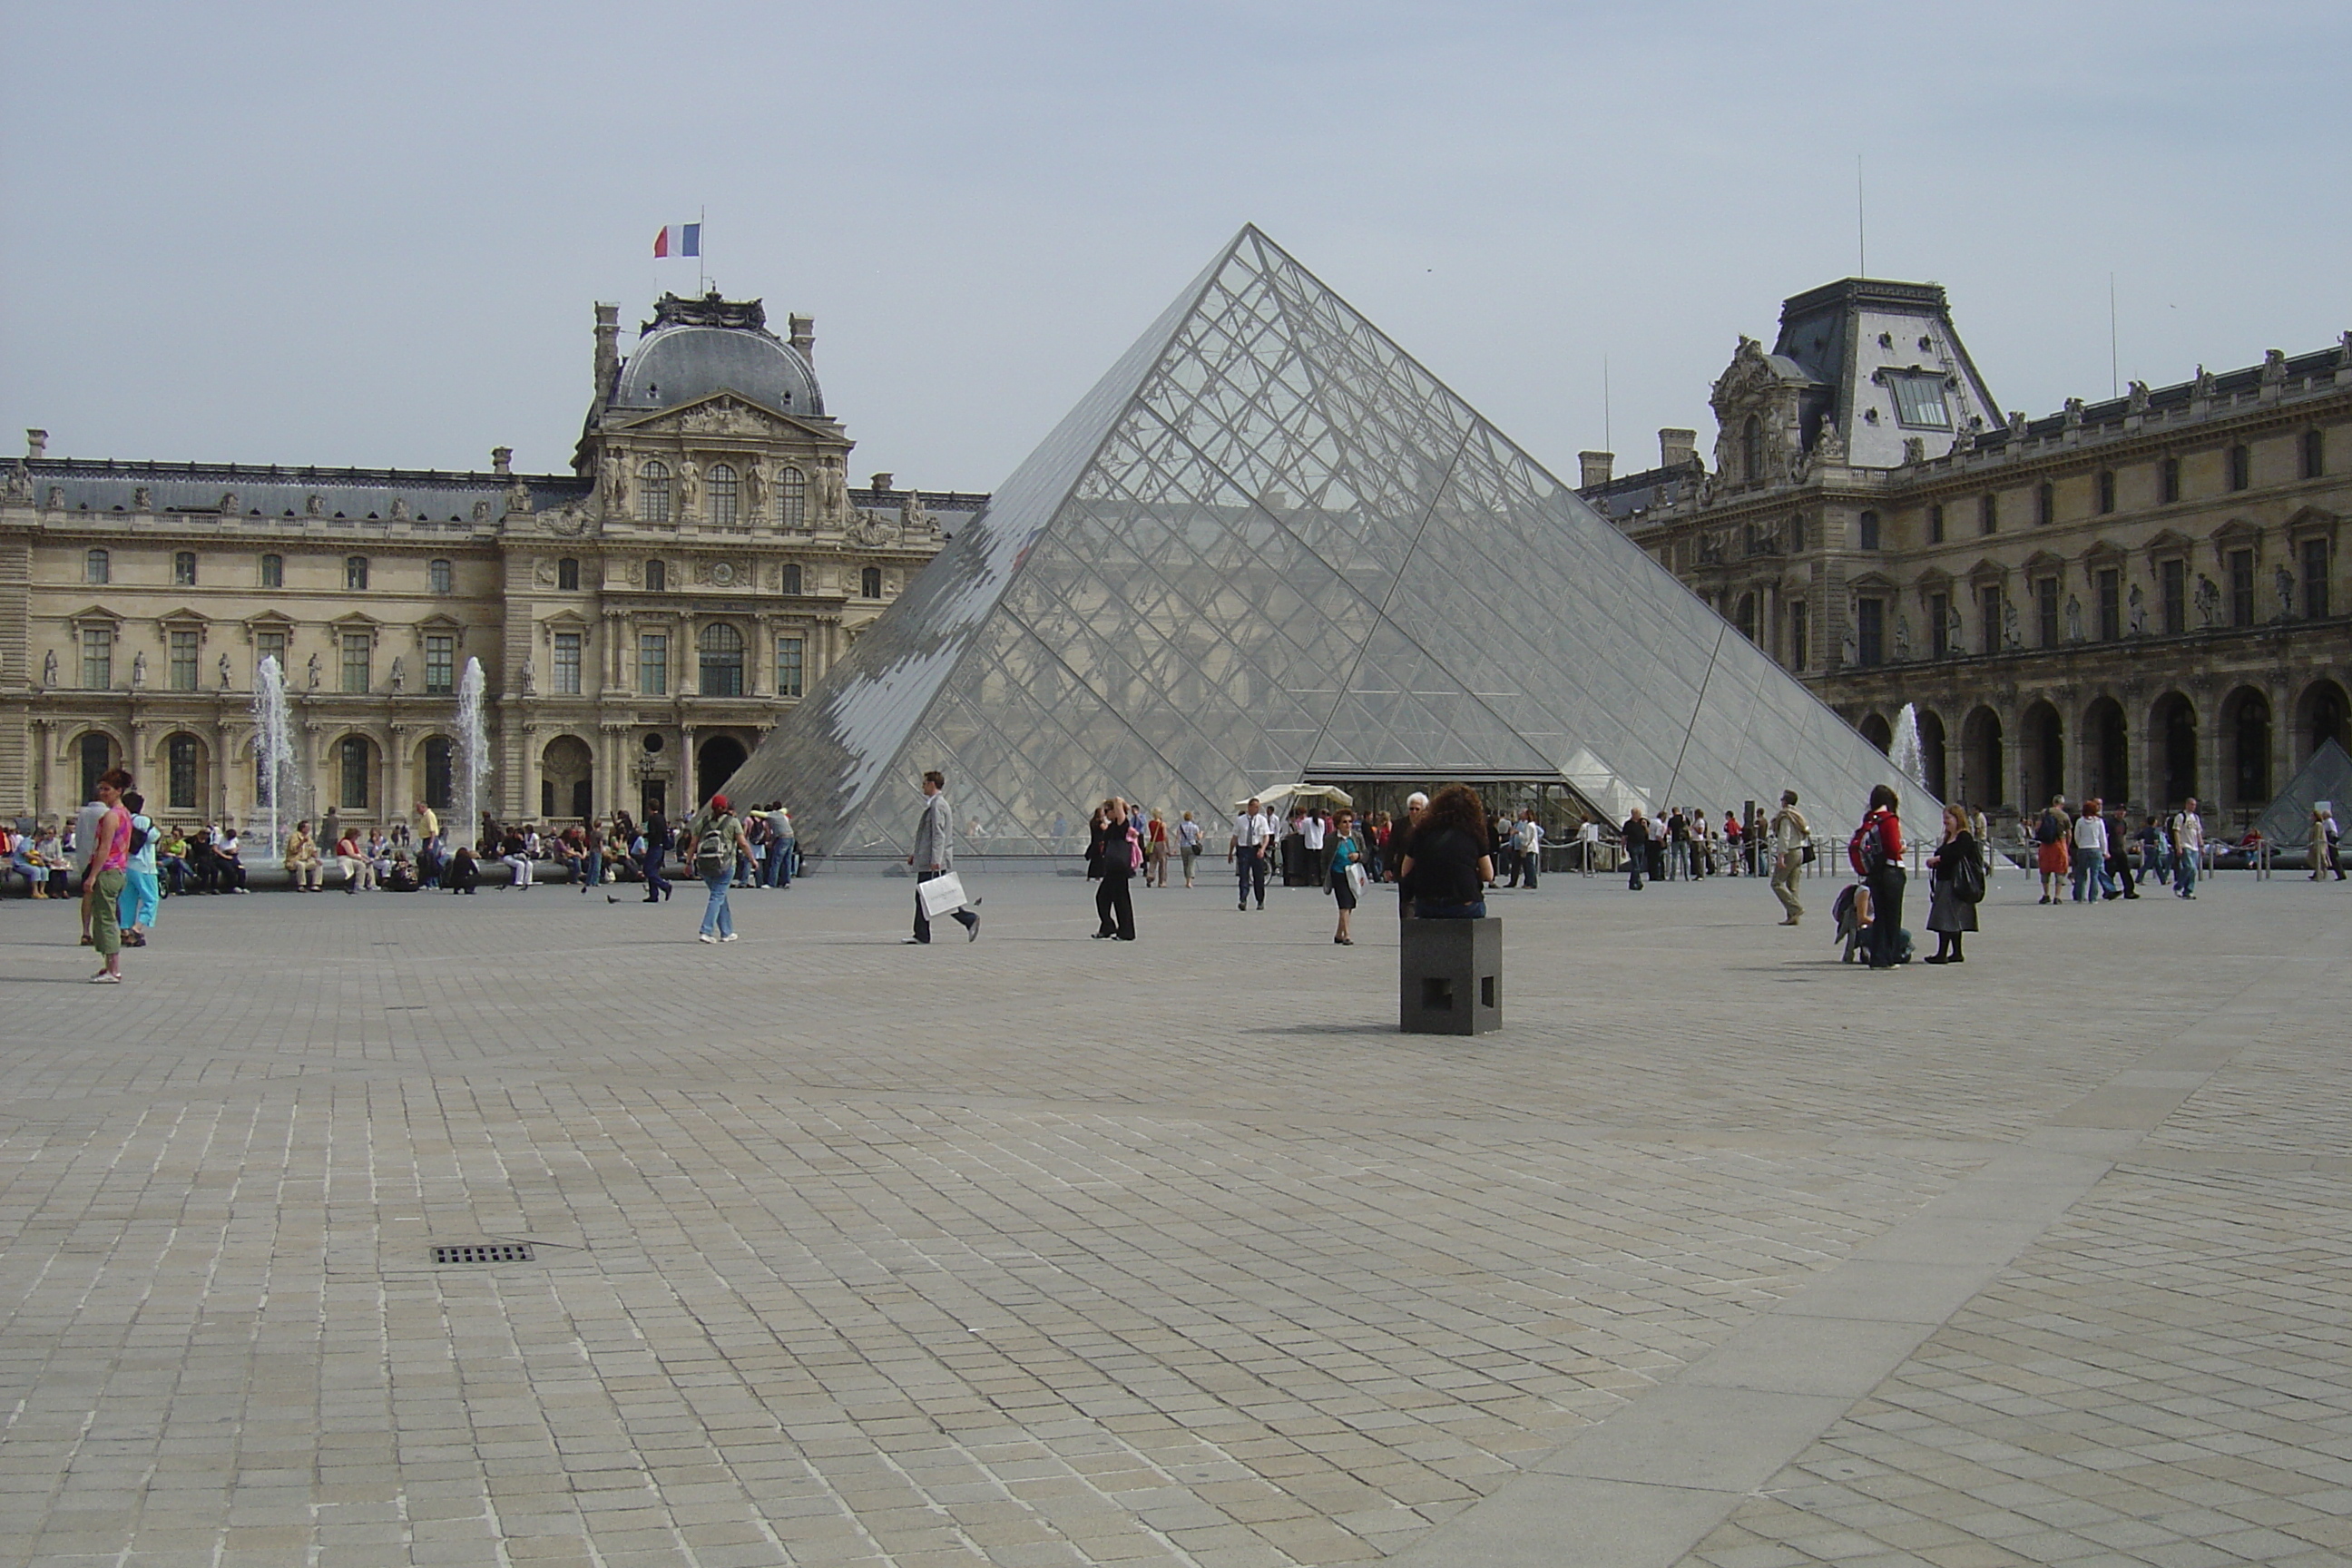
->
[725, 227, 1916, 858]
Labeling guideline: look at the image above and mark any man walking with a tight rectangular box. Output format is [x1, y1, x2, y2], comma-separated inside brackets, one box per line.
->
[1769, 789, 1808, 925]
[688, 792, 753, 943]
[907, 769, 978, 943]
[1231, 796, 1276, 911]
[2172, 799, 2204, 898]
[1622, 807, 1651, 890]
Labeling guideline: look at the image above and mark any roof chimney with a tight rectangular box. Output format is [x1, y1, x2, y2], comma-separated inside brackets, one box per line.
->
[789, 313, 815, 366]
[1578, 451, 1614, 489]
[492, 446, 513, 477]
[24, 429, 46, 460]
[1660, 428, 1698, 470]
[869, 472, 894, 493]
[593, 303, 620, 402]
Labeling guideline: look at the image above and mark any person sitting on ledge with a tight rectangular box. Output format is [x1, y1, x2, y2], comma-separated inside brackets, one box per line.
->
[1400, 783, 1494, 920]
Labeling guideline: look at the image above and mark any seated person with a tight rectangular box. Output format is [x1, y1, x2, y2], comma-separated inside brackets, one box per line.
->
[158, 826, 190, 896]
[446, 844, 480, 894]
[382, 852, 419, 891]
[214, 828, 249, 893]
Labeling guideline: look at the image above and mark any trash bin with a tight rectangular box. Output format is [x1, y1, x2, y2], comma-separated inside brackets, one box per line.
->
[1399, 917, 1501, 1034]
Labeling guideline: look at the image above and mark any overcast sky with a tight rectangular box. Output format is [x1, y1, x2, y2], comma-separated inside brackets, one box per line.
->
[5, 2, 2348, 493]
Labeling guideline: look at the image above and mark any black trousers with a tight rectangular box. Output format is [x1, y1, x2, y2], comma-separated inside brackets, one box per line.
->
[1094, 872, 1136, 939]
[914, 868, 975, 943]
[1867, 866, 1906, 966]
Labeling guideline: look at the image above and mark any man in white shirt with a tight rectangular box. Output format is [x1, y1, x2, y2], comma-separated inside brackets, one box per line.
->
[1300, 809, 1328, 889]
[1511, 810, 1542, 890]
[1231, 798, 1277, 911]
[2171, 799, 2205, 899]
[1576, 818, 1601, 877]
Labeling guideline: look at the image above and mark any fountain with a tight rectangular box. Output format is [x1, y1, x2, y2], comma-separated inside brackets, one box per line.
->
[1889, 701, 1926, 791]
[456, 656, 491, 845]
[250, 654, 297, 860]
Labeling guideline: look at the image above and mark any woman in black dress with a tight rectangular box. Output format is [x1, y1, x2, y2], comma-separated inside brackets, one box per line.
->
[1925, 802, 1978, 964]
[1398, 783, 1495, 919]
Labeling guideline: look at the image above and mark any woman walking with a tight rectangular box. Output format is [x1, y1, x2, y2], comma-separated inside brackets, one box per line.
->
[1925, 803, 1979, 964]
[1089, 798, 1140, 940]
[1328, 808, 1365, 944]
[1144, 808, 1170, 888]
[1176, 811, 1202, 887]
[1398, 784, 1494, 919]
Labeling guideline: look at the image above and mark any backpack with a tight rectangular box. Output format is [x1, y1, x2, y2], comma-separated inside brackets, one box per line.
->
[2034, 811, 2063, 846]
[1848, 815, 1888, 878]
[128, 819, 150, 856]
[693, 815, 733, 873]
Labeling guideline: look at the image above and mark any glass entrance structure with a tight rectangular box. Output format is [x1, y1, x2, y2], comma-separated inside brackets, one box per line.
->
[725, 227, 1916, 860]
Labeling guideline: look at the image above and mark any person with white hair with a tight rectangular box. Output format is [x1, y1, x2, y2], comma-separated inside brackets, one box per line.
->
[1393, 791, 1429, 918]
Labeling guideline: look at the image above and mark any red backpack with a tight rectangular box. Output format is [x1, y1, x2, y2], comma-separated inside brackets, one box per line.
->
[1847, 813, 1889, 878]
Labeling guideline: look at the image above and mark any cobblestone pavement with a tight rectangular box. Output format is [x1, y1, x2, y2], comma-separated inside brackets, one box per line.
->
[0, 860, 2343, 1567]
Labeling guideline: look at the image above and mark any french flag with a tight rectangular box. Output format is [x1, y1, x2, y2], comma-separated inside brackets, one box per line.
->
[653, 222, 701, 259]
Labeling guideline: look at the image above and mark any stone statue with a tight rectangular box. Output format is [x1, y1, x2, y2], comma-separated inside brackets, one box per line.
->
[1893, 613, 1911, 662]
[2127, 379, 2151, 413]
[2002, 598, 2022, 651]
[133, 485, 152, 510]
[745, 457, 766, 522]
[306, 494, 325, 516]
[816, 456, 847, 522]
[2194, 573, 2220, 629]
[1813, 414, 1846, 463]
[42, 649, 57, 687]
[390, 497, 411, 521]
[603, 456, 629, 517]
[307, 652, 322, 690]
[131, 651, 147, 690]
[218, 652, 232, 689]
[2278, 564, 2296, 620]
[2064, 594, 2082, 643]
[2128, 583, 2147, 636]
[1841, 625, 1858, 668]
[1945, 602, 1964, 657]
[676, 465, 700, 524]
[389, 655, 407, 693]
[900, 486, 931, 534]
[518, 656, 534, 694]
[2, 463, 28, 501]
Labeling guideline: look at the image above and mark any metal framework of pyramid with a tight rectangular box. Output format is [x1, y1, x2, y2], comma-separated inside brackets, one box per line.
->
[2252, 739, 2352, 848]
[725, 227, 1916, 860]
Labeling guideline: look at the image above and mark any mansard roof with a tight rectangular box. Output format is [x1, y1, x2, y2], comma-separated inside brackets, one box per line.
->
[9, 457, 588, 524]
[1968, 338, 2352, 453]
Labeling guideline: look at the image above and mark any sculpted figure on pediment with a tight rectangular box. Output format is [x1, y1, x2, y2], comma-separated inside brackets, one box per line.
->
[815, 456, 847, 523]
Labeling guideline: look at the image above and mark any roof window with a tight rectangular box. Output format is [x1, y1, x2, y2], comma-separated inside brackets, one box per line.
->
[1888, 373, 1951, 430]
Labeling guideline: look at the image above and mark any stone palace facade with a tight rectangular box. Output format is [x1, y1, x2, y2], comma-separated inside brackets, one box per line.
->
[1582, 279, 2352, 828]
[0, 291, 981, 831]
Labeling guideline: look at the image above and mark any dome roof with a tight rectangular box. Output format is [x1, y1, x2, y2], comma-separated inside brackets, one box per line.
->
[611, 295, 823, 418]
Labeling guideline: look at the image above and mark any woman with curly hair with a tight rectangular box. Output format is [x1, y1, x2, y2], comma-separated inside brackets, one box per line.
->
[1397, 783, 1494, 919]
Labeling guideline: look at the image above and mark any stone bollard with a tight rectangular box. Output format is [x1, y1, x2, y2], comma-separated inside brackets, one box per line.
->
[1399, 917, 1502, 1034]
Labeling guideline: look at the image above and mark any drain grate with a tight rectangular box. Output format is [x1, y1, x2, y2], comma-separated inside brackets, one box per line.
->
[432, 1242, 534, 1266]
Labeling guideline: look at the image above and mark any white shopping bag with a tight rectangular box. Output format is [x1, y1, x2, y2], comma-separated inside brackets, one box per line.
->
[917, 871, 968, 919]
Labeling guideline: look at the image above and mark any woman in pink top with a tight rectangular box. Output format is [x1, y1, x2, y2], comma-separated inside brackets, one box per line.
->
[84, 769, 135, 982]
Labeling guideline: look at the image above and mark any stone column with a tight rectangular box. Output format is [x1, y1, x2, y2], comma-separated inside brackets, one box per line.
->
[29, 717, 50, 820]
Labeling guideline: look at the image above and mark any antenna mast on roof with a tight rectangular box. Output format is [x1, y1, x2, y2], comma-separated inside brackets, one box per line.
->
[1603, 355, 1612, 455]
[2109, 272, 2120, 398]
[1857, 155, 1867, 278]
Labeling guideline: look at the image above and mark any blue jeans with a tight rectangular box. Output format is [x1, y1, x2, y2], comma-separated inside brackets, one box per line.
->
[700, 869, 734, 936]
[1235, 845, 1268, 906]
[2174, 854, 2199, 897]
[763, 840, 789, 887]
[583, 849, 602, 887]
[642, 848, 670, 898]
[1415, 900, 1487, 918]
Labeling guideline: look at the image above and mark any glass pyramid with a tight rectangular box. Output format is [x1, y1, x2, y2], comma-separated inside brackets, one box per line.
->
[725, 226, 1918, 859]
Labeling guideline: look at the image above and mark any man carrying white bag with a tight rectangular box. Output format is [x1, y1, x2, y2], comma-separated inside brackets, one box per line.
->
[906, 769, 981, 944]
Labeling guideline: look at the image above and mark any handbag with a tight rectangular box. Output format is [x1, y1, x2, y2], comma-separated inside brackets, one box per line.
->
[1345, 862, 1368, 897]
[1799, 843, 1816, 864]
[917, 871, 968, 919]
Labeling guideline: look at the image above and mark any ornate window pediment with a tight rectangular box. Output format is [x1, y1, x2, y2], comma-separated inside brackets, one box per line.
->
[2022, 548, 2068, 575]
[1965, 558, 2007, 587]
[67, 603, 122, 631]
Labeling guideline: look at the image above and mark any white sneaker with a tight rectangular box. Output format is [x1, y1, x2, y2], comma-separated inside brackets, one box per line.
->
[720, 933, 739, 942]
[697, 933, 716, 944]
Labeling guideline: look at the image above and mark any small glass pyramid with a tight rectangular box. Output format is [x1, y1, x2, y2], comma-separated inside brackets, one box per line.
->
[725, 227, 1916, 858]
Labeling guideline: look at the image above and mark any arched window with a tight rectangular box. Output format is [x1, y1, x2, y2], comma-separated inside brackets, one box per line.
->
[645, 558, 667, 593]
[860, 566, 883, 599]
[429, 558, 453, 594]
[1740, 416, 1764, 483]
[1857, 511, 1879, 551]
[84, 547, 109, 584]
[698, 622, 745, 696]
[338, 735, 373, 809]
[422, 736, 455, 811]
[80, 733, 113, 802]
[779, 466, 807, 529]
[167, 733, 201, 810]
[707, 464, 739, 526]
[557, 556, 580, 592]
[345, 556, 369, 592]
[260, 553, 285, 588]
[639, 460, 671, 524]
[781, 563, 803, 596]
